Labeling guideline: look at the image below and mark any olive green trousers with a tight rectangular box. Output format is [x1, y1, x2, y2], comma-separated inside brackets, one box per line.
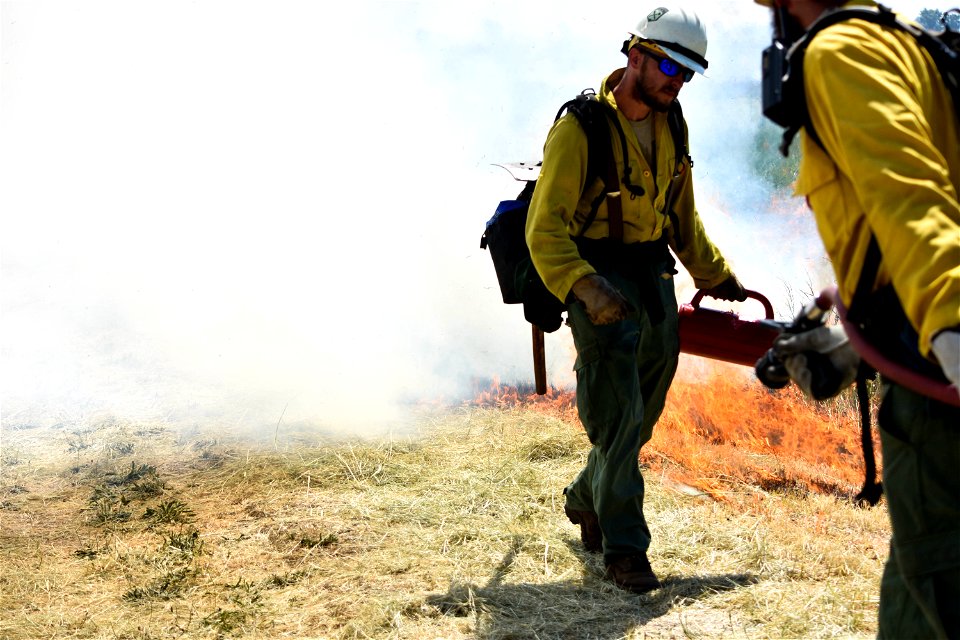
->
[562, 260, 679, 564]
[877, 382, 960, 639]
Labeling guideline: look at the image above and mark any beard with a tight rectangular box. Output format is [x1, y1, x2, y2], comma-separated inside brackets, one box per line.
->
[634, 75, 676, 113]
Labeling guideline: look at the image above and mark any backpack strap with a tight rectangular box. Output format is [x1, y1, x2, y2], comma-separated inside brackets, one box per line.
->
[663, 100, 689, 250]
[557, 91, 691, 244]
[558, 91, 632, 239]
[605, 155, 625, 243]
[780, 3, 960, 155]
[847, 233, 882, 324]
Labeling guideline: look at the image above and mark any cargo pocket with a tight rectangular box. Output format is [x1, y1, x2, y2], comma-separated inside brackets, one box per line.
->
[573, 315, 641, 450]
[653, 259, 680, 359]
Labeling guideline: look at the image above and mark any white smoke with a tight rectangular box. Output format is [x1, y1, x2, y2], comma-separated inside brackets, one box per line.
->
[0, 0, 945, 434]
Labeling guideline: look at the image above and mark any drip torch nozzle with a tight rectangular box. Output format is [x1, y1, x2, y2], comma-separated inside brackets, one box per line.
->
[755, 293, 833, 390]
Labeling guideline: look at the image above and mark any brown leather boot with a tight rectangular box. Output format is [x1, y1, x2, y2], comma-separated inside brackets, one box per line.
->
[564, 506, 602, 553]
[605, 554, 662, 594]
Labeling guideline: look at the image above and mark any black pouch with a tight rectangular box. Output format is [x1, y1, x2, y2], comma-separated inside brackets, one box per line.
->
[481, 200, 527, 304]
[481, 199, 565, 333]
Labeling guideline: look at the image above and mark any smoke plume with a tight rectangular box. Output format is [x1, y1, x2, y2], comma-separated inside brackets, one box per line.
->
[0, 0, 938, 435]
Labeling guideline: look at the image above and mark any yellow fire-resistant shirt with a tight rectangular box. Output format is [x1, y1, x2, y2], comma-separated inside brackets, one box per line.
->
[525, 68, 733, 304]
[795, 0, 960, 356]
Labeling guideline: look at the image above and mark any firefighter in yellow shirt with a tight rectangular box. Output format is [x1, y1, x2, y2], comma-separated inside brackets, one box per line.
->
[526, 6, 746, 593]
[754, 0, 960, 636]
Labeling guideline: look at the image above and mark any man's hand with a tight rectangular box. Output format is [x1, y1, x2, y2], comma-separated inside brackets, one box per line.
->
[571, 274, 630, 325]
[932, 330, 960, 389]
[774, 324, 860, 399]
[703, 274, 747, 302]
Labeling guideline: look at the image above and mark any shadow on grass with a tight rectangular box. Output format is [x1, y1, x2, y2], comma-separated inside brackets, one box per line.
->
[425, 536, 758, 639]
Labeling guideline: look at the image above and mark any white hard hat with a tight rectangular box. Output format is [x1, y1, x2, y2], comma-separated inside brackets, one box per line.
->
[626, 7, 708, 75]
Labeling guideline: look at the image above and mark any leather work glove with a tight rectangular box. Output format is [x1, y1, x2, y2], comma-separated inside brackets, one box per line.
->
[774, 324, 860, 400]
[571, 274, 630, 325]
[931, 330, 960, 389]
[703, 274, 748, 302]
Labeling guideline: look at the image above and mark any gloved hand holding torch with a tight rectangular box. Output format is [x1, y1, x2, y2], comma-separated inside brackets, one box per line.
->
[755, 292, 860, 400]
[773, 324, 861, 399]
[703, 273, 748, 302]
[759, 291, 960, 405]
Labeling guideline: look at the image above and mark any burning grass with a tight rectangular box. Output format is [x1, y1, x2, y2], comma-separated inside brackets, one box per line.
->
[473, 356, 881, 505]
[1, 367, 890, 639]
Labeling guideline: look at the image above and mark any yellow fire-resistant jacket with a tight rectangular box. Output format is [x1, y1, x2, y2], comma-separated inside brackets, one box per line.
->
[525, 68, 733, 304]
[795, 0, 960, 357]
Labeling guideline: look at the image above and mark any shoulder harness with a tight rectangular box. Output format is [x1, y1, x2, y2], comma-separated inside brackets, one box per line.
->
[775, 4, 960, 156]
[539, 89, 691, 248]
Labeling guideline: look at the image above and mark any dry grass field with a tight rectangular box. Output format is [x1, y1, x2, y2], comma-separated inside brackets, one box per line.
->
[1, 360, 890, 639]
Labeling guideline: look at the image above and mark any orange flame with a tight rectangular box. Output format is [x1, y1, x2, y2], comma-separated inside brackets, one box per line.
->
[469, 356, 879, 502]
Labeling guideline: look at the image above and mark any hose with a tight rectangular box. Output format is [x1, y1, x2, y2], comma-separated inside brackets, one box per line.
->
[825, 286, 960, 407]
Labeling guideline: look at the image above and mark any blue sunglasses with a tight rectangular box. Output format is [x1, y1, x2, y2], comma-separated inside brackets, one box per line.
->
[646, 51, 695, 83]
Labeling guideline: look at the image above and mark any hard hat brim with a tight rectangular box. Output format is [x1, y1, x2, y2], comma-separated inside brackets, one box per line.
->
[657, 44, 707, 76]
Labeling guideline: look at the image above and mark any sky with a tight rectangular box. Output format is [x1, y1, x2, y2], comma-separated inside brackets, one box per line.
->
[0, 0, 950, 435]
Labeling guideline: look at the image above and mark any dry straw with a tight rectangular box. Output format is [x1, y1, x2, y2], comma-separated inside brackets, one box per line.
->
[1, 398, 888, 639]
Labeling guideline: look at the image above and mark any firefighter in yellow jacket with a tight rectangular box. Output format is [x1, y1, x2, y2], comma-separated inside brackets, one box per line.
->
[526, 6, 746, 593]
[755, 0, 960, 636]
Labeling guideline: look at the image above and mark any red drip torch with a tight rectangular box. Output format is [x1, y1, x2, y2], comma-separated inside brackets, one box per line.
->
[677, 289, 781, 368]
[530, 289, 783, 395]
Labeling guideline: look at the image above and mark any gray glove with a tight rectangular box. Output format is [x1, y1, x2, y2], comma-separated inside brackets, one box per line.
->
[571, 274, 629, 325]
[774, 325, 860, 399]
[931, 330, 960, 389]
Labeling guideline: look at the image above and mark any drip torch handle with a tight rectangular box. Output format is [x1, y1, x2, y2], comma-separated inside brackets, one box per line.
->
[690, 289, 774, 319]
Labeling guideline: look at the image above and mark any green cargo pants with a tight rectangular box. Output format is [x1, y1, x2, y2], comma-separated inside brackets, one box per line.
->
[562, 255, 679, 564]
[877, 382, 960, 639]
